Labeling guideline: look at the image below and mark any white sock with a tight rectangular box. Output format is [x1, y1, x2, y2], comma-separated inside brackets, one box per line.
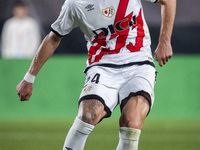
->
[116, 127, 141, 150]
[63, 117, 94, 150]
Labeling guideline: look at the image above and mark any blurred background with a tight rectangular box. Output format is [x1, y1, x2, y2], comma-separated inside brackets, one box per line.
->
[0, 0, 200, 150]
[0, 0, 200, 54]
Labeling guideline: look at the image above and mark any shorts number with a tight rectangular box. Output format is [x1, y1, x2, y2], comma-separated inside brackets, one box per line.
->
[91, 73, 100, 84]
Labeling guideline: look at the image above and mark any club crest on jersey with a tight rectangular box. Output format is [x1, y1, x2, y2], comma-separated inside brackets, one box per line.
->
[82, 85, 93, 94]
[102, 6, 115, 18]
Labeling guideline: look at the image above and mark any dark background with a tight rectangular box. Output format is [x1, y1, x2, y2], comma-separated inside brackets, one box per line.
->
[0, 0, 199, 54]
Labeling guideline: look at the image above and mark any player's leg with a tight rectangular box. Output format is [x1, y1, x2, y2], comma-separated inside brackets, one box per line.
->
[116, 94, 150, 150]
[63, 99, 107, 150]
[78, 99, 107, 125]
[116, 65, 156, 150]
[63, 66, 119, 150]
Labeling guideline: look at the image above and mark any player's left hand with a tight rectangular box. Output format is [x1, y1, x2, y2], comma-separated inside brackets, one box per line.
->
[16, 80, 33, 101]
[154, 41, 173, 67]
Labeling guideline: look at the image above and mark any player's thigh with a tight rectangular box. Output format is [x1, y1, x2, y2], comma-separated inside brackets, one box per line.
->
[119, 65, 156, 110]
[119, 95, 150, 129]
[119, 65, 156, 129]
[78, 67, 120, 124]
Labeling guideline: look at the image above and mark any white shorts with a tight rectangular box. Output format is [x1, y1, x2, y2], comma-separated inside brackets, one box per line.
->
[79, 63, 156, 118]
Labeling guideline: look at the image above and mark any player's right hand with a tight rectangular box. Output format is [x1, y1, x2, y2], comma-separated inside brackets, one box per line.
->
[16, 80, 33, 101]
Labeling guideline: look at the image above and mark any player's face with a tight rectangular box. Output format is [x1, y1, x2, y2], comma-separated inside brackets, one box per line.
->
[13, 6, 27, 19]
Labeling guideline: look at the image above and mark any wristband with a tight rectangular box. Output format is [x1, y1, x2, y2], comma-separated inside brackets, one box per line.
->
[24, 72, 35, 83]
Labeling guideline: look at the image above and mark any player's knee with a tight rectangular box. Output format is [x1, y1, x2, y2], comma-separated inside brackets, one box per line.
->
[120, 115, 143, 129]
[127, 121, 143, 129]
[78, 99, 106, 125]
[78, 107, 98, 125]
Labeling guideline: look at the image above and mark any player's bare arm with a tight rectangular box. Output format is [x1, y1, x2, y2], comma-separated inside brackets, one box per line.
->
[154, 0, 176, 67]
[16, 32, 62, 101]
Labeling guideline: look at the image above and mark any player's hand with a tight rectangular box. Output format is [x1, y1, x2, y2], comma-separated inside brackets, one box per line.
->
[16, 80, 33, 101]
[154, 41, 173, 67]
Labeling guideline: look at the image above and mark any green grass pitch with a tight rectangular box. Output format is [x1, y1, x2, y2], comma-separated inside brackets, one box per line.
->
[0, 55, 200, 149]
[0, 119, 200, 150]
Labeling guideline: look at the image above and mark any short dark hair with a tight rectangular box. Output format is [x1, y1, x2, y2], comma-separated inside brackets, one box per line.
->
[13, 0, 27, 8]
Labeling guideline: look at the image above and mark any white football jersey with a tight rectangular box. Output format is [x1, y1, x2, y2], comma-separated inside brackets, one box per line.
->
[51, 0, 157, 69]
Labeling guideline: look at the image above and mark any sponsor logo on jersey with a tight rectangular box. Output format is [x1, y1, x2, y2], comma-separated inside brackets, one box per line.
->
[85, 4, 94, 11]
[82, 85, 93, 94]
[93, 15, 136, 39]
[102, 6, 115, 18]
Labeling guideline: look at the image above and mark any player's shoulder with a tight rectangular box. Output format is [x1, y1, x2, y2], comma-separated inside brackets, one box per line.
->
[62, 0, 77, 8]
[60, 0, 78, 15]
[61, 0, 85, 16]
[62, 0, 87, 9]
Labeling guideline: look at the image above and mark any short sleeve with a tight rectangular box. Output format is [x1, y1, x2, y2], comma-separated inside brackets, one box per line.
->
[51, 0, 78, 37]
[144, 0, 158, 3]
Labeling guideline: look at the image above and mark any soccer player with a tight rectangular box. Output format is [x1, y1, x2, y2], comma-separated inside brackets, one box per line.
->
[16, 0, 176, 149]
